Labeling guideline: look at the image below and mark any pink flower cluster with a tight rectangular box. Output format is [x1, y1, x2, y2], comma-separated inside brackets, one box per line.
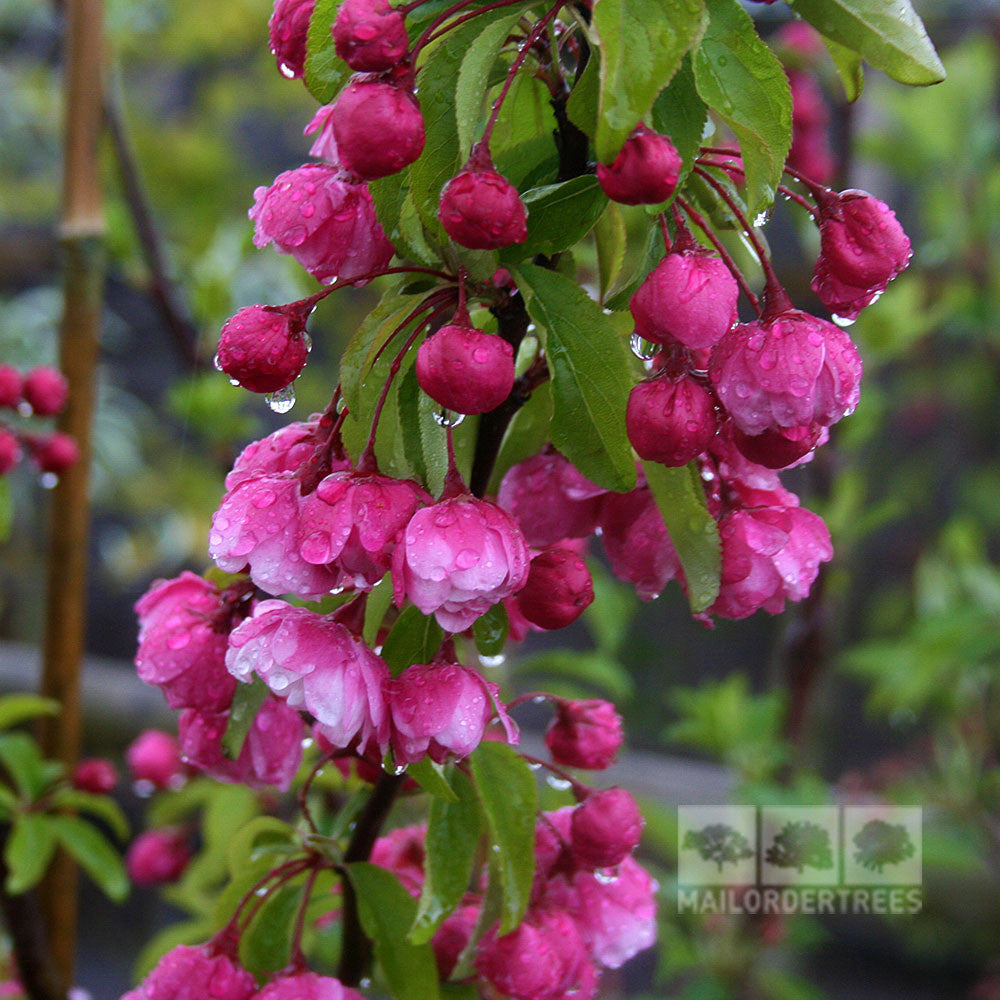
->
[0, 364, 77, 476]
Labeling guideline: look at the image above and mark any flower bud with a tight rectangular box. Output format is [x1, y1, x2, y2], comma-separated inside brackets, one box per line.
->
[126, 729, 184, 790]
[433, 904, 479, 979]
[0, 431, 20, 474]
[516, 547, 594, 631]
[333, 0, 408, 71]
[126, 945, 256, 1000]
[30, 432, 78, 474]
[216, 304, 309, 394]
[545, 698, 623, 770]
[571, 787, 643, 869]
[438, 158, 527, 250]
[0, 366, 22, 408]
[811, 189, 912, 321]
[257, 973, 365, 1000]
[416, 322, 514, 414]
[126, 828, 191, 886]
[72, 758, 118, 795]
[626, 374, 717, 467]
[269, 0, 315, 79]
[730, 421, 823, 469]
[630, 251, 738, 350]
[597, 124, 681, 205]
[331, 79, 425, 179]
[22, 367, 68, 416]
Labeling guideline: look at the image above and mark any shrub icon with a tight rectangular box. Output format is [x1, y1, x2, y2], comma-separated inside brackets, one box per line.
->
[853, 819, 916, 873]
[765, 820, 834, 873]
[683, 823, 755, 872]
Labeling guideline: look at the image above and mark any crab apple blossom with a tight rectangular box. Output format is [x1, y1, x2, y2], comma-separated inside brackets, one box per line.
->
[545, 699, 623, 771]
[227, 600, 390, 751]
[812, 189, 912, 320]
[134, 571, 236, 712]
[304, 104, 340, 163]
[475, 909, 594, 1000]
[22, 366, 68, 415]
[433, 904, 480, 979]
[416, 320, 515, 414]
[30, 432, 78, 474]
[0, 366, 20, 408]
[630, 249, 739, 350]
[438, 155, 528, 250]
[268, 0, 314, 78]
[126, 829, 192, 887]
[498, 451, 605, 548]
[388, 662, 515, 765]
[597, 124, 681, 205]
[711, 503, 833, 619]
[123, 945, 256, 1000]
[599, 487, 681, 601]
[709, 309, 862, 436]
[371, 823, 426, 895]
[0, 431, 19, 474]
[256, 973, 364, 1000]
[298, 469, 429, 588]
[570, 788, 644, 870]
[730, 421, 825, 469]
[331, 79, 425, 179]
[225, 418, 323, 490]
[333, 0, 408, 71]
[178, 695, 303, 791]
[126, 730, 184, 790]
[216, 304, 309, 394]
[626, 373, 718, 467]
[72, 758, 118, 794]
[392, 494, 530, 632]
[516, 547, 594, 631]
[209, 472, 340, 599]
[249, 163, 393, 284]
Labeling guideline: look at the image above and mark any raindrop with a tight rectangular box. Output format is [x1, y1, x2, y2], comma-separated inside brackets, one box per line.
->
[753, 209, 772, 228]
[212, 353, 223, 371]
[133, 779, 154, 799]
[527, 761, 542, 771]
[594, 868, 620, 885]
[229, 378, 241, 387]
[478, 653, 506, 668]
[546, 775, 572, 791]
[393, 763, 407, 776]
[532, 695, 548, 705]
[303, 332, 313, 353]
[279, 61, 296, 79]
[40, 473, 58, 490]
[630, 333, 661, 362]
[433, 408, 465, 427]
[831, 313, 856, 328]
[266, 384, 296, 413]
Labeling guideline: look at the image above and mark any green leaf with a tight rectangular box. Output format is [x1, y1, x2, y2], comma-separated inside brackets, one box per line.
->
[788, 0, 944, 86]
[592, 0, 707, 162]
[514, 650, 634, 701]
[486, 381, 553, 495]
[0, 732, 54, 800]
[821, 32, 865, 102]
[472, 602, 509, 658]
[501, 176, 609, 264]
[410, 769, 481, 943]
[641, 459, 721, 612]
[397, 364, 448, 495]
[468, 741, 536, 933]
[51, 814, 129, 902]
[349, 863, 441, 1000]
[226, 816, 298, 877]
[650, 55, 708, 191]
[50, 789, 130, 842]
[0, 694, 60, 731]
[693, 0, 792, 216]
[512, 264, 637, 492]
[566, 50, 600, 139]
[222, 677, 269, 761]
[4, 813, 57, 893]
[407, 757, 459, 802]
[491, 73, 560, 188]
[594, 202, 628, 303]
[304, 0, 349, 104]
[382, 605, 444, 676]
[240, 881, 301, 976]
[364, 573, 396, 647]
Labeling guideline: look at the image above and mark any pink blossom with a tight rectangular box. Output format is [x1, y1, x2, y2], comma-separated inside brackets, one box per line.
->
[225, 419, 323, 491]
[625, 373, 718, 467]
[498, 452, 605, 548]
[392, 495, 530, 633]
[416, 322, 515, 415]
[534, 807, 575, 889]
[30, 432, 78, 474]
[249, 163, 394, 284]
[439, 158, 527, 250]
[268, 0, 315, 79]
[598, 488, 681, 601]
[298, 470, 429, 589]
[570, 788, 643, 870]
[597, 124, 681, 206]
[126, 829, 191, 887]
[216, 304, 309, 394]
[178, 695, 303, 791]
[371, 823, 426, 896]
[134, 572, 235, 712]
[22, 366, 68, 415]
[304, 104, 339, 164]
[226, 600, 389, 751]
[433, 904, 480, 979]
[126, 730, 184, 790]
[388, 662, 516, 765]
[711, 504, 832, 619]
[709, 309, 862, 436]
[516, 547, 594, 631]
[0, 430, 19, 473]
[72, 758, 118, 794]
[545, 699, 623, 771]
[256, 973, 364, 1000]
[123, 945, 256, 1000]
[210, 472, 340, 599]
[0, 365, 21, 408]
[333, 0, 408, 72]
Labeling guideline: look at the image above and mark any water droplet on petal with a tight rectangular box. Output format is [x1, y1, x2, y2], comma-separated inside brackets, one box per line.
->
[266, 385, 296, 413]
[630, 333, 661, 362]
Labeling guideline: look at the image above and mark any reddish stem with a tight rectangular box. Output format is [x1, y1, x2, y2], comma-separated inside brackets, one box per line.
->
[658, 213, 672, 253]
[424, 0, 529, 44]
[408, 0, 483, 71]
[440, 423, 468, 498]
[288, 865, 322, 971]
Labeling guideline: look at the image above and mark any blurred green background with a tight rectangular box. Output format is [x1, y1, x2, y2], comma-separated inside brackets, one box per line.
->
[1, 0, 999, 997]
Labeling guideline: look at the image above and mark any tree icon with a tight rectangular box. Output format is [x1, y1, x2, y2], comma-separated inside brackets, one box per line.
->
[853, 819, 916, 872]
[683, 823, 755, 872]
[765, 820, 834, 873]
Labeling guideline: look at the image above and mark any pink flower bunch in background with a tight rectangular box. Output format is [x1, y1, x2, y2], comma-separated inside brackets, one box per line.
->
[0, 364, 77, 477]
